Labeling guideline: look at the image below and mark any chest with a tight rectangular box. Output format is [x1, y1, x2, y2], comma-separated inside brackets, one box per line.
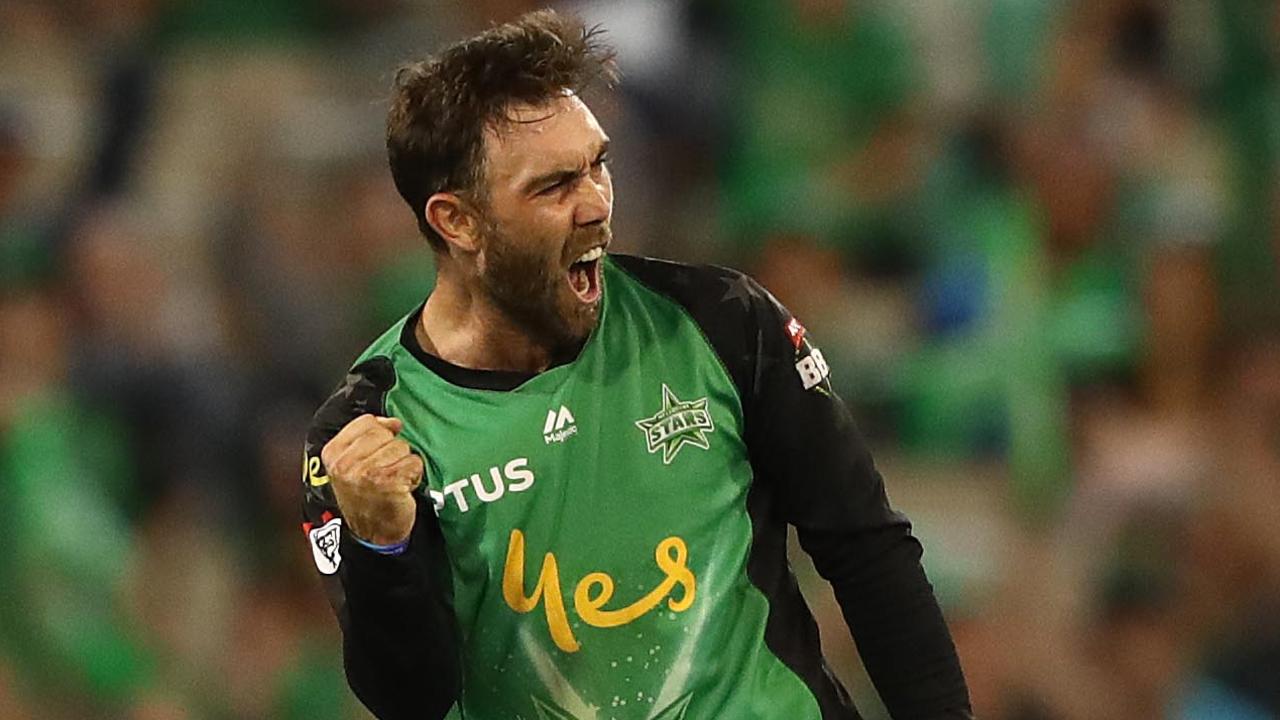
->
[384, 319, 750, 580]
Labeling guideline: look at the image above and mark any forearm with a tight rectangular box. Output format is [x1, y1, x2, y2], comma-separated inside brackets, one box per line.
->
[304, 359, 462, 717]
[800, 525, 972, 720]
[338, 532, 461, 720]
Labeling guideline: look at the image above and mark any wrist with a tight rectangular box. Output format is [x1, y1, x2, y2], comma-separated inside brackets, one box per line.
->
[350, 532, 411, 556]
[344, 518, 412, 555]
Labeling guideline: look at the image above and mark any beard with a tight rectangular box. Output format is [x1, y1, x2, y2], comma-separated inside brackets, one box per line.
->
[478, 216, 610, 358]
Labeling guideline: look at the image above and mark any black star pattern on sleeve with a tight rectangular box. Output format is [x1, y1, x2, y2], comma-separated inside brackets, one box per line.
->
[719, 273, 756, 311]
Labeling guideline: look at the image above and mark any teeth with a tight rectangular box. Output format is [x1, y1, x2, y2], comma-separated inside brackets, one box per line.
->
[575, 247, 603, 264]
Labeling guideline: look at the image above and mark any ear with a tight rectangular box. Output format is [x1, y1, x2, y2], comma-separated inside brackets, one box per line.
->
[424, 193, 481, 253]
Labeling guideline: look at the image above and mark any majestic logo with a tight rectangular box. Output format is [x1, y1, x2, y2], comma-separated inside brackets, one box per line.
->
[307, 515, 342, 575]
[543, 405, 578, 444]
[634, 384, 716, 464]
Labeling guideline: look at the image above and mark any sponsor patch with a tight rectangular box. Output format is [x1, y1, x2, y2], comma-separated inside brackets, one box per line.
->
[795, 347, 831, 391]
[303, 452, 330, 487]
[785, 316, 807, 350]
[785, 316, 831, 392]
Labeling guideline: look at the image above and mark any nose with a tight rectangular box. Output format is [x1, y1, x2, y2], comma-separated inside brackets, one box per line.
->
[573, 173, 611, 228]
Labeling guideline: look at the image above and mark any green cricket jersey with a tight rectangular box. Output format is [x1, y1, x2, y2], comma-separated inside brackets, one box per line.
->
[302, 255, 970, 720]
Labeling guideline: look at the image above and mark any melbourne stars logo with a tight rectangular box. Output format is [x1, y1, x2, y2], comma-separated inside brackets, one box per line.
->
[634, 384, 716, 464]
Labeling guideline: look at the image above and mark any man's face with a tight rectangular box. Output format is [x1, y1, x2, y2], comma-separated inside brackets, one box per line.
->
[472, 94, 613, 353]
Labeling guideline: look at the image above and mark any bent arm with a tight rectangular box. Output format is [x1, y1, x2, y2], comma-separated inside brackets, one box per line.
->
[302, 358, 461, 719]
[740, 280, 973, 719]
[799, 523, 969, 719]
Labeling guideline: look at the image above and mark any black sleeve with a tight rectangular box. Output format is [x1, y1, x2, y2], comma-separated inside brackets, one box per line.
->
[741, 274, 972, 720]
[612, 255, 971, 720]
[302, 357, 461, 720]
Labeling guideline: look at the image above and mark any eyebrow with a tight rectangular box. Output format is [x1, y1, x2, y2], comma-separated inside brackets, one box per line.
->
[522, 139, 611, 195]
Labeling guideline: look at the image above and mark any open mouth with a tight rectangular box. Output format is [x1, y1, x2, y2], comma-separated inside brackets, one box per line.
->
[567, 246, 604, 304]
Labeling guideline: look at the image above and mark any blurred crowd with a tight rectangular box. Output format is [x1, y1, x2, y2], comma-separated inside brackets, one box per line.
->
[0, 0, 1278, 718]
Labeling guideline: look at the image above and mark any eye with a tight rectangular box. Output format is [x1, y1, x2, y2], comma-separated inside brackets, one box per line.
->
[592, 152, 611, 169]
[538, 177, 571, 196]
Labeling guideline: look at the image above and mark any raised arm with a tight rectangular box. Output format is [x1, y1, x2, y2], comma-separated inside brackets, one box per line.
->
[302, 357, 460, 719]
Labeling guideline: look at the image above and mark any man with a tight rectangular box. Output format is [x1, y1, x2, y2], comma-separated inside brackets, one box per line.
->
[302, 10, 971, 719]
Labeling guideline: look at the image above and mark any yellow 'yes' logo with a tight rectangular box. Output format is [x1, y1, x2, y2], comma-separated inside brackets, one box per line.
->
[302, 452, 330, 487]
[502, 529, 696, 653]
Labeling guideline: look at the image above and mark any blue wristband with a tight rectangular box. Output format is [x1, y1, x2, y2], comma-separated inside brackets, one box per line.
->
[352, 534, 410, 556]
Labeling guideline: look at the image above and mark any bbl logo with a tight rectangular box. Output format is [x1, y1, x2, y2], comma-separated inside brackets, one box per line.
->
[634, 384, 716, 464]
[309, 516, 343, 575]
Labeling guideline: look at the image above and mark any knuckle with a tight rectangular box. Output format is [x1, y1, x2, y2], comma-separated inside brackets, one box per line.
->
[338, 456, 372, 484]
[330, 458, 352, 481]
[397, 461, 423, 486]
[366, 462, 394, 481]
[349, 414, 377, 435]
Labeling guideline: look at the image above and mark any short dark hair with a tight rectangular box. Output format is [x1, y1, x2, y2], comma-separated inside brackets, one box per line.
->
[386, 10, 618, 250]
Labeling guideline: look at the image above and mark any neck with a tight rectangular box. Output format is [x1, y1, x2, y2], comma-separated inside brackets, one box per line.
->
[417, 265, 557, 373]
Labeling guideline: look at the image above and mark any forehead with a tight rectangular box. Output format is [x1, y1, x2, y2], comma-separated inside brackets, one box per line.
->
[481, 94, 607, 185]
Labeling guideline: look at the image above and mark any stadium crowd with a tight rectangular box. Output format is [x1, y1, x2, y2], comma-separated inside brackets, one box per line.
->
[0, 0, 1278, 718]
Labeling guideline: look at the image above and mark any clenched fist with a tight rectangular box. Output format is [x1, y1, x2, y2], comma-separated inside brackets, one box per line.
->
[320, 414, 423, 546]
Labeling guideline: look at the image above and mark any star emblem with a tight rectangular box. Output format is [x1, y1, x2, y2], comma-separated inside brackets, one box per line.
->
[634, 384, 716, 464]
[719, 273, 755, 311]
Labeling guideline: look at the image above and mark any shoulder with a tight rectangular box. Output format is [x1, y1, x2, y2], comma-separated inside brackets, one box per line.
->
[609, 254, 796, 398]
[305, 356, 397, 454]
[354, 309, 417, 368]
[608, 253, 782, 328]
[306, 308, 419, 450]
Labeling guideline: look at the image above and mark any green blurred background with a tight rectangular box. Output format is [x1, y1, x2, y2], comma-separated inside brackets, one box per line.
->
[1, 0, 1278, 718]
